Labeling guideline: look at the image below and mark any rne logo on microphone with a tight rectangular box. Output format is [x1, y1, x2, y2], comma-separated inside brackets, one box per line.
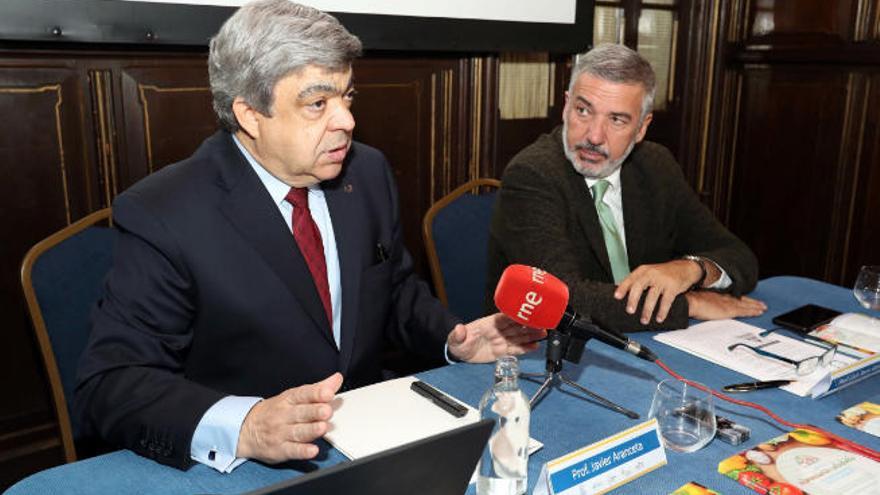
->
[531, 267, 547, 284]
[516, 267, 548, 321]
[517, 291, 543, 322]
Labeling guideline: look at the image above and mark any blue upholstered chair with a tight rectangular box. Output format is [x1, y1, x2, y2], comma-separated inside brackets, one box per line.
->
[20, 208, 116, 462]
[423, 178, 501, 322]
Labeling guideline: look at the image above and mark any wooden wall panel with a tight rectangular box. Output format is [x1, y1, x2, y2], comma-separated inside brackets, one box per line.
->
[351, 58, 458, 277]
[351, 56, 499, 277]
[0, 66, 100, 227]
[746, 0, 857, 42]
[843, 73, 880, 285]
[693, 0, 880, 286]
[726, 67, 851, 280]
[0, 61, 99, 486]
[116, 63, 216, 192]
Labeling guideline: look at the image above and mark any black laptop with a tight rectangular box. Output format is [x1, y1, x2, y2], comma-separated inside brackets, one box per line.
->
[245, 419, 494, 495]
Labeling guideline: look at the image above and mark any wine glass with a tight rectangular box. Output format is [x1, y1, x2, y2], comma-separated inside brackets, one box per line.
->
[854, 265, 880, 311]
[648, 379, 716, 453]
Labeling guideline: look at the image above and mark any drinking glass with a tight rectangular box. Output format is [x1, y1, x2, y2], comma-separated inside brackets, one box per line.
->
[854, 265, 880, 310]
[648, 379, 716, 453]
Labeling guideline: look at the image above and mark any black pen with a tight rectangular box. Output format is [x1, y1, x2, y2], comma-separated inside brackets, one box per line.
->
[410, 380, 468, 417]
[722, 380, 793, 392]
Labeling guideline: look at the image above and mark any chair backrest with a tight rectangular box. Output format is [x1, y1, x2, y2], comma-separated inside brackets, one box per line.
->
[423, 179, 500, 322]
[20, 208, 115, 463]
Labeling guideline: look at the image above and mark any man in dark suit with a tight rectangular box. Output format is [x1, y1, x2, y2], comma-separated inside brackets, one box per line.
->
[75, 0, 544, 472]
[487, 44, 767, 333]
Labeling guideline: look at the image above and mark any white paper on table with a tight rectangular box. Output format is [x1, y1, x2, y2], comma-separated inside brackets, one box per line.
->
[324, 376, 542, 484]
[653, 320, 857, 397]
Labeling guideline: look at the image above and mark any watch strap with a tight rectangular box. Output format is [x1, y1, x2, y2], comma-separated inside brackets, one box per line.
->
[682, 255, 707, 290]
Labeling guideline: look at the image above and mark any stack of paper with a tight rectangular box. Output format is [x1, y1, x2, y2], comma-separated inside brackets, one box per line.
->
[652, 320, 868, 398]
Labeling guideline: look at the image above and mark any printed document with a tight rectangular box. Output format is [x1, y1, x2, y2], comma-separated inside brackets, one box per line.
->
[653, 320, 857, 397]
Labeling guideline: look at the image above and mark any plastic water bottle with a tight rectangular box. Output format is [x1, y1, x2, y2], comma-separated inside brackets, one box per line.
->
[477, 356, 530, 495]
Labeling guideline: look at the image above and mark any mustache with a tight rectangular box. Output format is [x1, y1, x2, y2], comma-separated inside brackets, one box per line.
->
[573, 142, 609, 158]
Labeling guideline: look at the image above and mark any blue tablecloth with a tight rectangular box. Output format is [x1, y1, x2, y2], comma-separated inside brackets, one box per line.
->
[7, 276, 880, 494]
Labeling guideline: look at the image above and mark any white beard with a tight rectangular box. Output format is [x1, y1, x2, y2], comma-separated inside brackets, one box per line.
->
[563, 118, 637, 179]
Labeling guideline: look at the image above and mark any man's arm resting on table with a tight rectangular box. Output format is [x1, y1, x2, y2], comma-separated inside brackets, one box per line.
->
[191, 396, 261, 472]
[614, 254, 739, 325]
[684, 290, 766, 321]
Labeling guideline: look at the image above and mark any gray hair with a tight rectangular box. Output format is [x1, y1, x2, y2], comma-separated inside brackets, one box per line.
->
[569, 44, 656, 120]
[209, 0, 363, 132]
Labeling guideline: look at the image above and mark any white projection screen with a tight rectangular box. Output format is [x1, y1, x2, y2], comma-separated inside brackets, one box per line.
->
[0, 0, 592, 52]
[120, 0, 577, 24]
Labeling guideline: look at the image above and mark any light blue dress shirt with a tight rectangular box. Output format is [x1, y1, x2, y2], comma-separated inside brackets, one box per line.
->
[189, 135, 343, 472]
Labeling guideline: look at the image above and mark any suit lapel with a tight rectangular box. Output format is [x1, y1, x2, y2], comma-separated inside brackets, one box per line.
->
[620, 157, 648, 267]
[214, 135, 335, 347]
[323, 175, 361, 374]
[569, 165, 616, 281]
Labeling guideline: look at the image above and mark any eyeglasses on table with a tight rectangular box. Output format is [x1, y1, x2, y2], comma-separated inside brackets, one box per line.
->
[726, 340, 836, 376]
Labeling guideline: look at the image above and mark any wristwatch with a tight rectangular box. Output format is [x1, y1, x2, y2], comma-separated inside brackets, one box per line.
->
[681, 255, 707, 290]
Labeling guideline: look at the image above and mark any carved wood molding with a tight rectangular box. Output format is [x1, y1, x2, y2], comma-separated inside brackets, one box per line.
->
[0, 84, 70, 223]
[89, 70, 118, 206]
[429, 70, 455, 202]
[136, 84, 210, 174]
[676, 0, 726, 209]
[826, 73, 871, 284]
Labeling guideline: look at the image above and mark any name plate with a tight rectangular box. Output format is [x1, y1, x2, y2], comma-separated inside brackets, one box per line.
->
[534, 419, 667, 495]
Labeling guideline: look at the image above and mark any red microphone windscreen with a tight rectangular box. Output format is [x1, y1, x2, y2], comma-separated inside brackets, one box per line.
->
[494, 264, 570, 329]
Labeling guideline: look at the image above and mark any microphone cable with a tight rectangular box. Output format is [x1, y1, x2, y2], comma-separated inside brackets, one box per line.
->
[654, 358, 880, 461]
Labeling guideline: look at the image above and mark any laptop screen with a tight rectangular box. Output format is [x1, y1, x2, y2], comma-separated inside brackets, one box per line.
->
[245, 419, 494, 495]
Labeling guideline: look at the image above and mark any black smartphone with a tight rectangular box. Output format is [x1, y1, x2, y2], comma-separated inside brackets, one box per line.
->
[771, 304, 841, 333]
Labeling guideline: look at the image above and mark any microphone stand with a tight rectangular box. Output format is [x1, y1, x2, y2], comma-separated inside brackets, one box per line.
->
[520, 329, 640, 419]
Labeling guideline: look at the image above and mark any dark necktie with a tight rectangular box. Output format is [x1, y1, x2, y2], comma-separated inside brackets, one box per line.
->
[285, 187, 333, 330]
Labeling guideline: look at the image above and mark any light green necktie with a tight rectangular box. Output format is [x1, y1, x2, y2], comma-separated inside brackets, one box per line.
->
[591, 180, 630, 283]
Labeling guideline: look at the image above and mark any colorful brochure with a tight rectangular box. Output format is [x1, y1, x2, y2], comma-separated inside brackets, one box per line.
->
[718, 429, 880, 494]
[669, 481, 720, 495]
[837, 402, 880, 438]
[810, 313, 880, 355]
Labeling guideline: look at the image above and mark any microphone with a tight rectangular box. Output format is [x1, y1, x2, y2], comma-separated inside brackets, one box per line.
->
[494, 264, 657, 362]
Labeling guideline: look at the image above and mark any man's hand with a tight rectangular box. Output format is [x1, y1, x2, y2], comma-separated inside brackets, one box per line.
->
[236, 372, 343, 464]
[685, 291, 767, 320]
[614, 259, 703, 324]
[447, 313, 547, 363]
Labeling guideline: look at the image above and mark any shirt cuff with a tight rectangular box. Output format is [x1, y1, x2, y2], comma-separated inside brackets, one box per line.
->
[443, 343, 458, 364]
[190, 395, 261, 473]
[706, 260, 732, 290]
